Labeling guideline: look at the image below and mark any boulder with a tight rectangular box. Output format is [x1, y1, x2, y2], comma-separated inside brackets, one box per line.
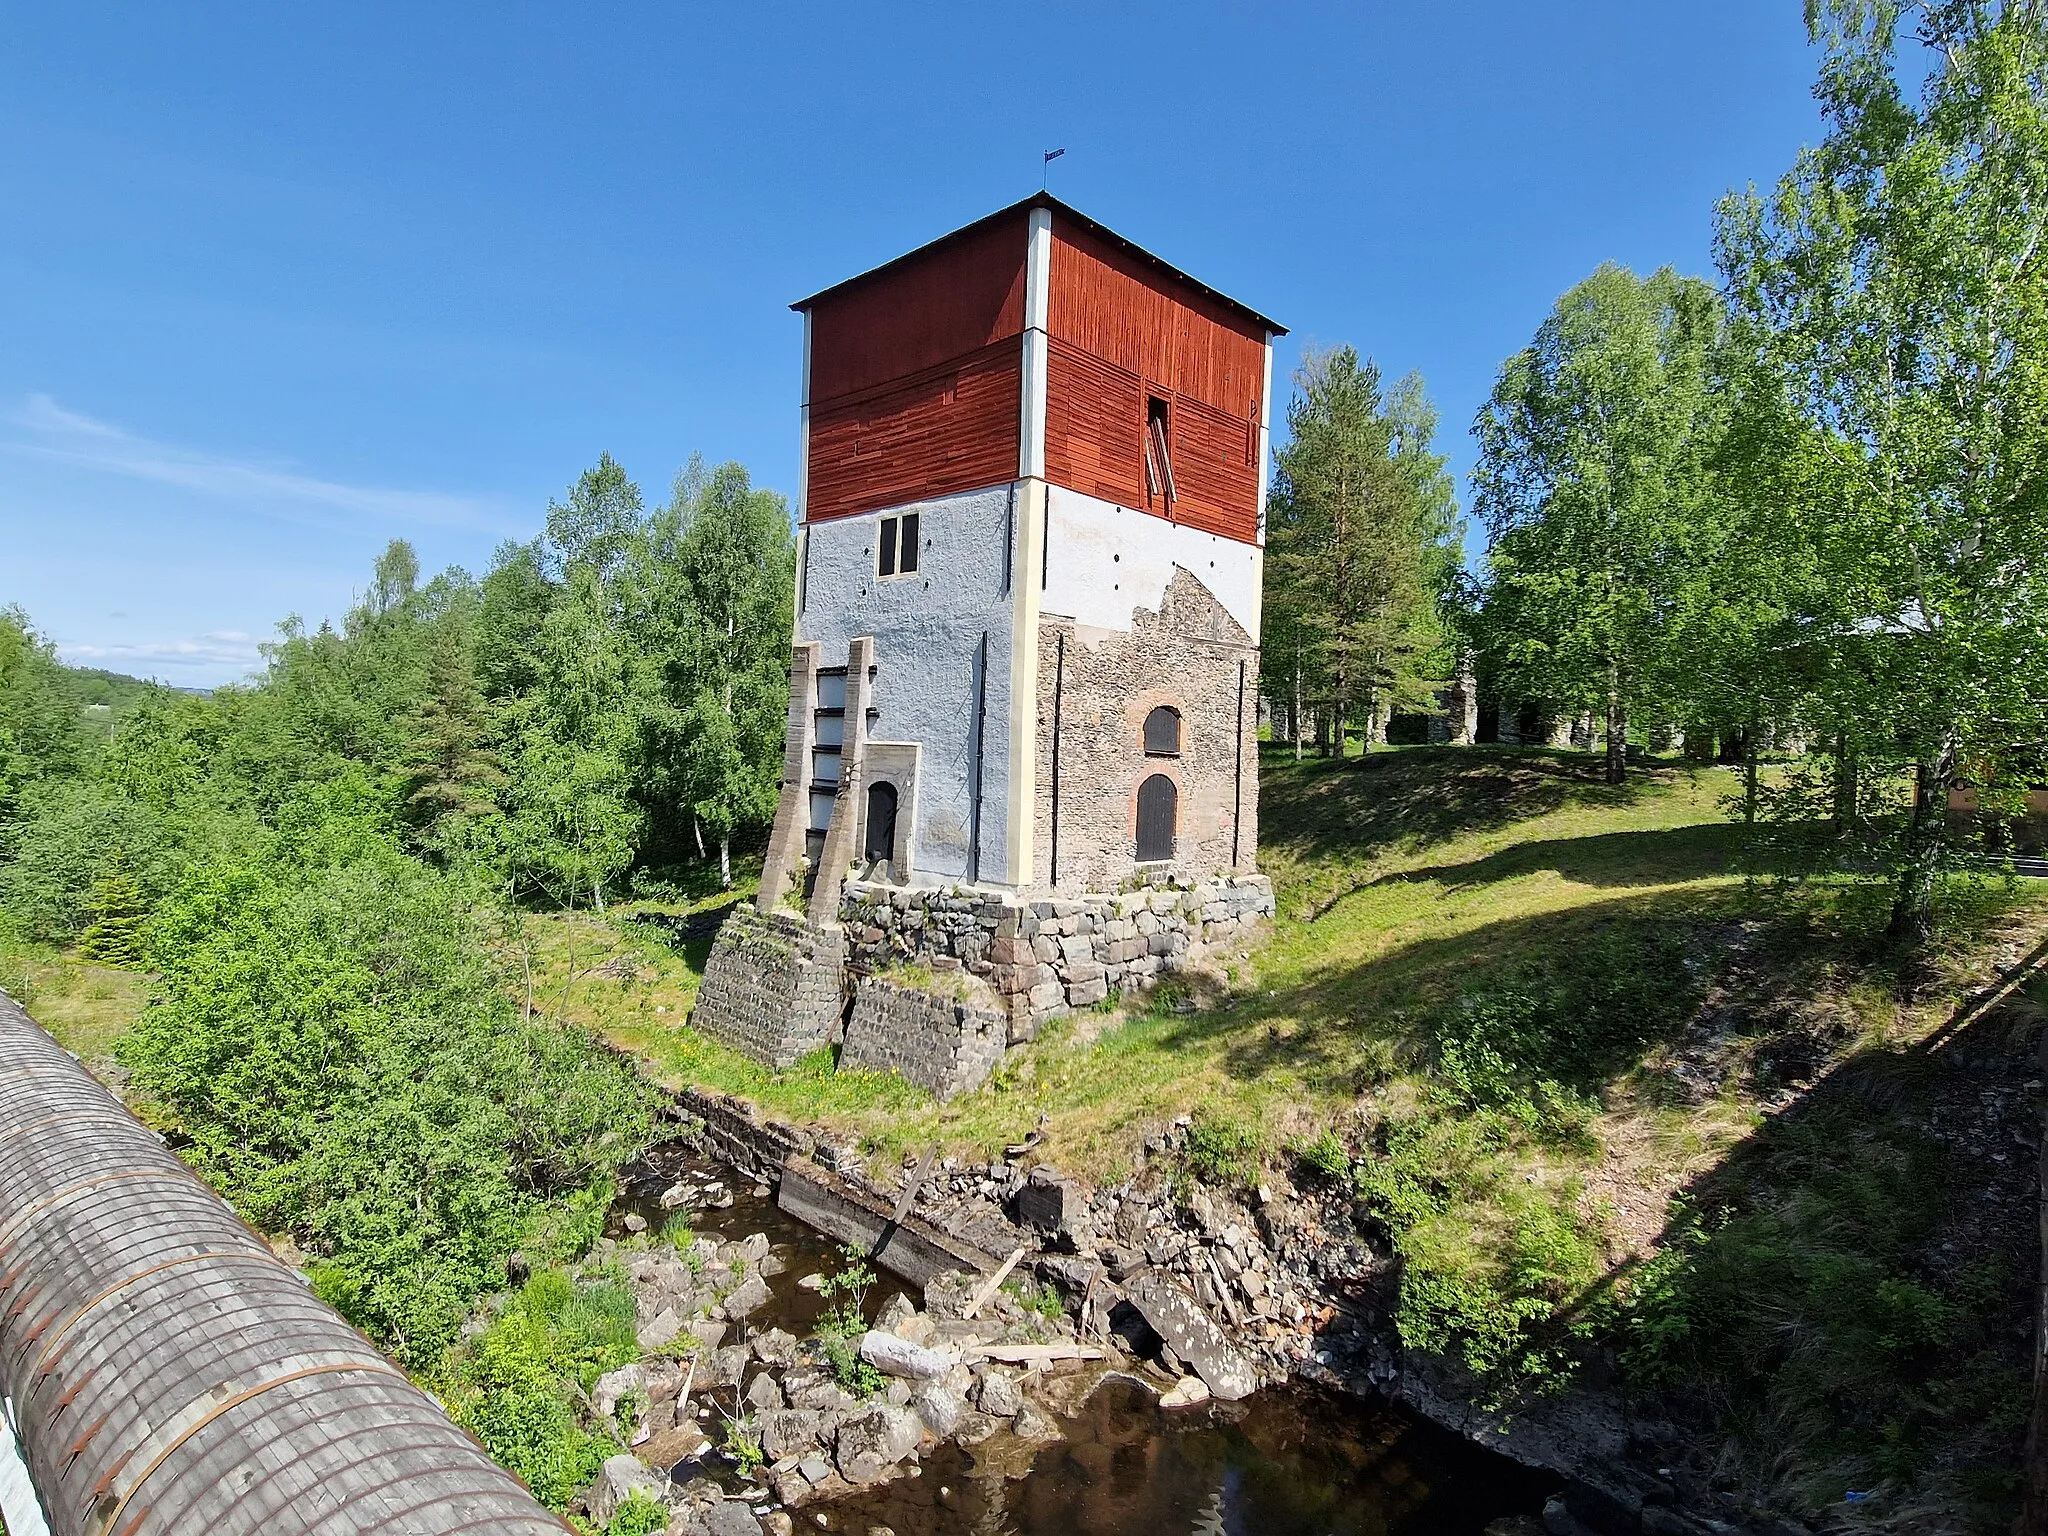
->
[736, 1232, 773, 1265]
[1124, 1272, 1258, 1400]
[686, 1318, 727, 1355]
[744, 1371, 785, 1411]
[975, 1369, 1021, 1418]
[756, 1408, 824, 1461]
[704, 1498, 767, 1536]
[711, 1345, 751, 1387]
[876, 1292, 917, 1331]
[858, 1330, 950, 1380]
[750, 1327, 801, 1367]
[1012, 1401, 1061, 1441]
[1158, 1374, 1211, 1409]
[721, 1274, 773, 1320]
[833, 1403, 923, 1486]
[910, 1382, 965, 1439]
[585, 1452, 665, 1529]
[592, 1363, 647, 1419]
[637, 1309, 683, 1353]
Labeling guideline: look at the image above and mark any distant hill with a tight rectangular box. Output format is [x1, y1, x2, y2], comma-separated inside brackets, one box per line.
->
[58, 664, 208, 738]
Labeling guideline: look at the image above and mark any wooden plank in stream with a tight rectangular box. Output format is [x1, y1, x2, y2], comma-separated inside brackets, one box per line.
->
[777, 1155, 1003, 1288]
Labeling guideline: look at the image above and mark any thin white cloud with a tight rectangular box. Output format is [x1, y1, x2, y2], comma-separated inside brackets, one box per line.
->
[3, 394, 509, 532]
[60, 630, 265, 679]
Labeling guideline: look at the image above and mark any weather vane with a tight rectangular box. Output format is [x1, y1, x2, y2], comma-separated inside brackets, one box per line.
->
[1043, 147, 1065, 190]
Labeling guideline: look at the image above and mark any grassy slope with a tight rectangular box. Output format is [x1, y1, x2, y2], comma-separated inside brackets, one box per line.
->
[548, 746, 1749, 1179]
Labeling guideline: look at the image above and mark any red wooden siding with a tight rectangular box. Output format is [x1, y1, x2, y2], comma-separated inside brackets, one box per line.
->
[1043, 216, 1265, 543]
[1167, 393, 1261, 539]
[1043, 339, 1143, 506]
[807, 211, 1028, 408]
[1045, 217, 1266, 417]
[804, 341, 1021, 523]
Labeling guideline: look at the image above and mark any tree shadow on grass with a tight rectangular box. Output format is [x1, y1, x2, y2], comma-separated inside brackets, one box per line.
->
[1159, 884, 1743, 1099]
[1607, 991, 2041, 1525]
[1357, 823, 1747, 899]
[1258, 745, 1724, 917]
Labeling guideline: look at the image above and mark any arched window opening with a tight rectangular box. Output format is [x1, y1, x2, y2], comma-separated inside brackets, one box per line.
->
[864, 781, 899, 868]
[1143, 705, 1182, 757]
[1136, 774, 1177, 863]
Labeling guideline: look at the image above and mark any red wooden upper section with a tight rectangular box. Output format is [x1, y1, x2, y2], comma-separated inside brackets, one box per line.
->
[795, 196, 1282, 542]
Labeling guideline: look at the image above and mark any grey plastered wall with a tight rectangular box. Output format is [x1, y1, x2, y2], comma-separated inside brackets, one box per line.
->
[798, 484, 1019, 886]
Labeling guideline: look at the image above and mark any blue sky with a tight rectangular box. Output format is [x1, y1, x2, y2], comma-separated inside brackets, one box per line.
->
[1, 3, 1822, 686]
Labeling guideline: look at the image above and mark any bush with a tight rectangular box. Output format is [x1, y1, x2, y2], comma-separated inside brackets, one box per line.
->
[443, 1268, 636, 1511]
[1182, 1108, 1266, 1188]
[118, 813, 658, 1366]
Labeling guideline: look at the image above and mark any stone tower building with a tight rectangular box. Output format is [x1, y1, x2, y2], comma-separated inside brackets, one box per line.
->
[757, 194, 1284, 912]
[695, 198, 1282, 1088]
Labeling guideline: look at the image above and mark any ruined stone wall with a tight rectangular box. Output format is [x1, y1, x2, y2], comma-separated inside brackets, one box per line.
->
[839, 873, 1274, 1039]
[1031, 568, 1258, 893]
[839, 975, 1008, 1101]
[689, 905, 847, 1068]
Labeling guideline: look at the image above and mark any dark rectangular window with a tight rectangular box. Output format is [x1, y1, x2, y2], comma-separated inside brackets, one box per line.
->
[877, 512, 920, 579]
[1144, 396, 1175, 513]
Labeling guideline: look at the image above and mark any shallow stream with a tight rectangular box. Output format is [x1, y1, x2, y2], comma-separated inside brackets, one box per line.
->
[613, 1143, 1553, 1536]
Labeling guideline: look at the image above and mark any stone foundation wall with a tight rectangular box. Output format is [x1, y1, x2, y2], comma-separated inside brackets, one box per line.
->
[840, 975, 1008, 1101]
[690, 905, 846, 1068]
[839, 873, 1275, 1036]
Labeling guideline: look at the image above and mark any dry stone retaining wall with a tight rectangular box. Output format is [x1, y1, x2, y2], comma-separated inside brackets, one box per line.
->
[839, 872, 1274, 1035]
[690, 905, 846, 1068]
[840, 975, 1007, 1100]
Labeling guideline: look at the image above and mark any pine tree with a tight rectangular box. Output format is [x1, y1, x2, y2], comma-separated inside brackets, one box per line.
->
[78, 864, 147, 967]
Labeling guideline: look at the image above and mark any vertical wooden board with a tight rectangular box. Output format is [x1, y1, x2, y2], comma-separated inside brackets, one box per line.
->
[804, 341, 1021, 521]
[808, 210, 1030, 406]
[1045, 216, 1266, 416]
[1044, 340, 1144, 509]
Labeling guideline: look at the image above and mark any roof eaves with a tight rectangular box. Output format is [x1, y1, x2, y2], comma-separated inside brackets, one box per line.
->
[789, 192, 1287, 337]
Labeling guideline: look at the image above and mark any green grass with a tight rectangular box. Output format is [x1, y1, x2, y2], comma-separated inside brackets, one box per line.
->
[556, 746, 1751, 1176]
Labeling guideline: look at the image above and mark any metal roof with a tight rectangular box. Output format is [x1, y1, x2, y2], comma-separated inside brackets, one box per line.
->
[790, 192, 1289, 336]
[0, 993, 572, 1536]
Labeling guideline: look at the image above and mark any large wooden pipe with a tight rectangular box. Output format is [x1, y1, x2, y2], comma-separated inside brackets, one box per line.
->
[0, 993, 568, 1536]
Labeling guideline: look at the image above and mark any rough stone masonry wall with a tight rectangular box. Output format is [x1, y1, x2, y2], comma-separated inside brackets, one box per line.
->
[839, 975, 1008, 1101]
[1033, 568, 1259, 892]
[840, 872, 1274, 1037]
[690, 904, 847, 1068]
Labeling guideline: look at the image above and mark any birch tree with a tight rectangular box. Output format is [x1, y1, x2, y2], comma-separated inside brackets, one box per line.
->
[1471, 265, 1727, 783]
[1719, 0, 2048, 939]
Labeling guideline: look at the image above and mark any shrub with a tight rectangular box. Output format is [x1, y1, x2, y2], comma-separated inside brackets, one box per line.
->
[1182, 1108, 1266, 1188]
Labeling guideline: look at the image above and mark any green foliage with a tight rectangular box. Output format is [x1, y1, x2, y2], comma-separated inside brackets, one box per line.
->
[1181, 1108, 1266, 1189]
[119, 813, 658, 1366]
[77, 864, 148, 966]
[1714, 0, 2048, 939]
[1265, 351, 1462, 749]
[1006, 1274, 1067, 1321]
[1292, 1128, 1352, 1183]
[1620, 1049, 2023, 1513]
[0, 780, 169, 943]
[813, 1245, 886, 1397]
[1471, 263, 1728, 784]
[442, 1267, 636, 1512]
[605, 1491, 669, 1536]
[1352, 1111, 1605, 1395]
[1429, 919, 1699, 1135]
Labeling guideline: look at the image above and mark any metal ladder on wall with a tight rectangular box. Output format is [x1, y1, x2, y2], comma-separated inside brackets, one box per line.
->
[804, 666, 846, 895]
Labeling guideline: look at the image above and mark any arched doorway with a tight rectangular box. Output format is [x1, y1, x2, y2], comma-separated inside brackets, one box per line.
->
[1136, 774, 1177, 863]
[864, 780, 899, 868]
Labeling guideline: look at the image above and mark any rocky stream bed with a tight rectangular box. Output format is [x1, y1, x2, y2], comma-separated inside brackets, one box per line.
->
[547, 1120, 1601, 1536]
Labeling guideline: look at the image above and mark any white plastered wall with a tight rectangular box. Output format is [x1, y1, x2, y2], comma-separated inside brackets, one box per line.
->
[1040, 485, 1263, 640]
